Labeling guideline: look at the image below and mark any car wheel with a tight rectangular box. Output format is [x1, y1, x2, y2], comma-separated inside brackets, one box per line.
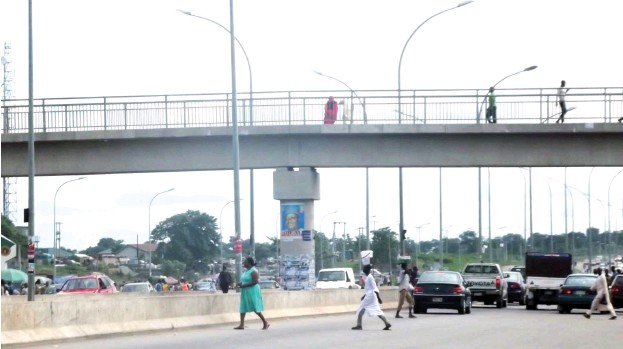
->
[496, 296, 503, 308]
[526, 300, 537, 310]
[558, 305, 566, 314]
[519, 297, 525, 306]
[458, 299, 466, 315]
[503, 299, 508, 308]
[466, 299, 472, 314]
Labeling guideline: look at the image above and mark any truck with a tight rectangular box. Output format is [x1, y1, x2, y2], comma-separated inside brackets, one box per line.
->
[461, 263, 508, 308]
[524, 252, 573, 310]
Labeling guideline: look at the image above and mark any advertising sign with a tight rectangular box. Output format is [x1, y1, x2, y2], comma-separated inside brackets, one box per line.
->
[279, 203, 315, 290]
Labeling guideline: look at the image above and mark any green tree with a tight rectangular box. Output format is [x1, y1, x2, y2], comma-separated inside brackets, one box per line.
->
[160, 260, 186, 278]
[151, 210, 220, 272]
[371, 227, 398, 270]
[1, 215, 27, 268]
[459, 230, 479, 254]
[82, 238, 125, 256]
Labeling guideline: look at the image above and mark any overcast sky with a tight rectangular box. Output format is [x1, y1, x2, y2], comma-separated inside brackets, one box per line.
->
[1, 0, 622, 251]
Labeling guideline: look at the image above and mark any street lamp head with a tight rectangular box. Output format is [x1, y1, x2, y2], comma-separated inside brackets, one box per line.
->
[457, 1, 474, 7]
[313, 70, 324, 76]
[524, 65, 538, 71]
[165, 188, 175, 193]
[177, 9, 192, 16]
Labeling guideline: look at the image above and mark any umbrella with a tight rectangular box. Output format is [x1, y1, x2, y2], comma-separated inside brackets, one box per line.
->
[1, 268, 28, 283]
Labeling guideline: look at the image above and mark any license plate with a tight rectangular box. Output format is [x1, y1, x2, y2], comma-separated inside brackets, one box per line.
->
[432, 297, 443, 303]
[544, 291, 553, 295]
[473, 292, 482, 297]
[575, 291, 586, 295]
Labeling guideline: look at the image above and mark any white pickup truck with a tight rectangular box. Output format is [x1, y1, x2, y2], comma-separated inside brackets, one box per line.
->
[524, 252, 572, 310]
[462, 263, 508, 308]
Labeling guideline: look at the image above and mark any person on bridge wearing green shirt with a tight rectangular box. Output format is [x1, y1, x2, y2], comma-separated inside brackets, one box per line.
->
[486, 87, 497, 123]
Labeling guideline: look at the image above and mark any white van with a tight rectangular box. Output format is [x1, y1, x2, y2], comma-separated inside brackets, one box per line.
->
[316, 268, 360, 289]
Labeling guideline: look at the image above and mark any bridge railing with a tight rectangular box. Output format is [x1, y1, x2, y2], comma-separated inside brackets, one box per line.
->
[2, 87, 622, 133]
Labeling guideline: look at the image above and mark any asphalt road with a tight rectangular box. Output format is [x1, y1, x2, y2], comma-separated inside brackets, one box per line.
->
[11, 304, 621, 349]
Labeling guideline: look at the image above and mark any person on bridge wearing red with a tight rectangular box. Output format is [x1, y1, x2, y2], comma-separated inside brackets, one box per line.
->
[324, 96, 338, 124]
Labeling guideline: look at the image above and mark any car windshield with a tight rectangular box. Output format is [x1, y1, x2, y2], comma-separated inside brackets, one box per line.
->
[418, 272, 460, 284]
[196, 282, 213, 288]
[122, 284, 149, 292]
[62, 278, 98, 291]
[564, 275, 596, 287]
[318, 271, 346, 282]
[464, 265, 498, 274]
[504, 273, 522, 282]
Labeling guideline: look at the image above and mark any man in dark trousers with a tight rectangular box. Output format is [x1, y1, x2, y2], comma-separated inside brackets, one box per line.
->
[218, 264, 233, 294]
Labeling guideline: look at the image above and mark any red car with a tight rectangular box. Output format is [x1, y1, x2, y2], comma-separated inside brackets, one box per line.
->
[57, 274, 117, 294]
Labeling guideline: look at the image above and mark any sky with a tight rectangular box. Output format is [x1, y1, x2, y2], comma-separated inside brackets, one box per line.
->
[1, 0, 622, 251]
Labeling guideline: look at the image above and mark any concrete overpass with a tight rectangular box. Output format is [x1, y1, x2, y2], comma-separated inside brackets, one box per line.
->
[1, 123, 623, 177]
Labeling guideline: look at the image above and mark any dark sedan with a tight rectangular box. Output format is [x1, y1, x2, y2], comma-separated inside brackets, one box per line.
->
[557, 274, 597, 314]
[504, 271, 525, 305]
[413, 271, 472, 315]
[610, 275, 623, 308]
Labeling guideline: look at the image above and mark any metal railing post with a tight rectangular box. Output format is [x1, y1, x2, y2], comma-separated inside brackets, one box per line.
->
[226, 94, 231, 127]
[41, 99, 46, 132]
[303, 98, 306, 125]
[603, 88, 607, 122]
[64, 105, 68, 132]
[123, 103, 127, 130]
[423, 97, 427, 124]
[412, 91, 416, 124]
[288, 92, 292, 125]
[183, 101, 187, 127]
[165, 95, 169, 128]
[103, 97, 107, 130]
[539, 89, 543, 123]
[242, 99, 247, 126]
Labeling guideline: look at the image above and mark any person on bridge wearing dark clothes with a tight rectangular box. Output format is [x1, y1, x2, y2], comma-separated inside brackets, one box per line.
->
[556, 80, 569, 123]
[218, 264, 233, 294]
[323, 96, 338, 124]
[486, 87, 497, 123]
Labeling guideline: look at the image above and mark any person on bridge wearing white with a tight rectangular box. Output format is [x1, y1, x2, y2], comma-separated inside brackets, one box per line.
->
[395, 263, 416, 319]
[352, 264, 392, 330]
[584, 267, 617, 320]
[556, 80, 570, 123]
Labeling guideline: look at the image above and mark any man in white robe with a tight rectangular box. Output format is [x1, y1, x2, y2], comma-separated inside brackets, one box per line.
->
[352, 264, 392, 330]
[584, 268, 617, 320]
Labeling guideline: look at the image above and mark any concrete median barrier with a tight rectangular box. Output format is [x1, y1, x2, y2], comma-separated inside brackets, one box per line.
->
[1, 287, 398, 345]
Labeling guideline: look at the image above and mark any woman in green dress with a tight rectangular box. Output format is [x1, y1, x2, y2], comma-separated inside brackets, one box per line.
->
[234, 256, 270, 330]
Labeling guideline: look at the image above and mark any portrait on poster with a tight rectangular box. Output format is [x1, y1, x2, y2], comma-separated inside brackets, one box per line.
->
[280, 203, 305, 241]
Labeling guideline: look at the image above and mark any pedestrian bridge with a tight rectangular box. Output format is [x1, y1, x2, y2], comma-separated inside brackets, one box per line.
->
[2, 87, 622, 176]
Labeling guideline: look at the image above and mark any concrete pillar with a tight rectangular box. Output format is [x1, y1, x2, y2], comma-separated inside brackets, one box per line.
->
[273, 167, 320, 290]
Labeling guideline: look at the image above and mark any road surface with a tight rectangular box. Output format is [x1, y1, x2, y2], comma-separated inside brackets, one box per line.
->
[9, 304, 621, 349]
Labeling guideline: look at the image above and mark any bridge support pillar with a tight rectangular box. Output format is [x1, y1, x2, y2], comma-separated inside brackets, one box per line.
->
[273, 167, 320, 290]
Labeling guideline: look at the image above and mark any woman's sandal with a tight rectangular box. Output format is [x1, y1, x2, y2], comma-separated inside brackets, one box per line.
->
[233, 325, 244, 330]
[262, 323, 270, 330]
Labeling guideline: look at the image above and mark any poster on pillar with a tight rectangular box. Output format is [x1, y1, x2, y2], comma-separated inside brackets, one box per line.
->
[279, 203, 315, 290]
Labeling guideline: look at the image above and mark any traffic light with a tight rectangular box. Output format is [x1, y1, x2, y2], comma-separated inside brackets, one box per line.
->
[400, 229, 407, 241]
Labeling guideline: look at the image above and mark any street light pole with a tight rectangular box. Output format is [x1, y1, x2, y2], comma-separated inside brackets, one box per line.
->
[439, 168, 444, 268]
[488, 168, 492, 262]
[397, 1, 473, 123]
[587, 167, 596, 271]
[546, 180, 553, 253]
[607, 169, 623, 265]
[53, 177, 85, 282]
[26, 0, 35, 302]
[219, 200, 238, 261]
[415, 222, 430, 266]
[178, 9, 255, 260]
[477, 65, 538, 123]
[148, 188, 174, 277]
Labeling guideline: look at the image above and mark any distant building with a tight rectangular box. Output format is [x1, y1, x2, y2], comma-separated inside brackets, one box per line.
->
[117, 243, 157, 261]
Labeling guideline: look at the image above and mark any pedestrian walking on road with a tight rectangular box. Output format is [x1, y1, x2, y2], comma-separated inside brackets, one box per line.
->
[218, 264, 233, 294]
[352, 264, 392, 330]
[584, 268, 617, 320]
[323, 96, 338, 124]
[556, 80, 569, 123]
[234, 257, 270, 330]
[395, 263, 416, 319]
